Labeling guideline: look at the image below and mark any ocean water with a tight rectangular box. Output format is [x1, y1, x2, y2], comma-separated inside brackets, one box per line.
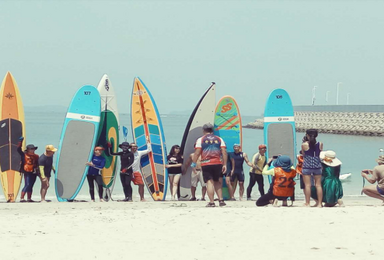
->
[5, 110, 382, 202]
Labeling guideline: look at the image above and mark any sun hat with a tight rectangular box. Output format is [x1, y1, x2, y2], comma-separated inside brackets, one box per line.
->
[45, 145, 57, 152]
[233, 143, 241, 147]
[376, 155, 384, 165]
[320, 150, 342, 167]
[25, 144, 38, 151]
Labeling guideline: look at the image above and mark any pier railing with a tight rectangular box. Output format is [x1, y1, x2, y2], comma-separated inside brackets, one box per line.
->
[244, 111, 384, 136]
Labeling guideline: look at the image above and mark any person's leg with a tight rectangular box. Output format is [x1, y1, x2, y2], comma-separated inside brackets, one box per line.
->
[206, 179, 215, 203]
[120, 174, 128, 199]
[95, 175, 104, 201]
[256, 191, 274, 206]
[191, 186, 197, 199]
[21, 173, 30, 201]
[27, 174, 37, 201]
[198, 171, 207, 200]
[239, 182, 245, 200]
[362, 185, 384, 202]
[314, 175, 323, 208]
[168, 174, 175, 197]
[237, 172, 245, 200]
[246, 172, 256, 199]
[225, 176, 235, 199]
[256, 174, 265, 196]
[172, 174, 181, 200]
[87, 175, 95, 201]
[40, 176, 50, 201]
[214, 179, 223, 201]
[303, 174, 312, 207]
[201, 186, 207, 200]
[138, 185, 145, 201]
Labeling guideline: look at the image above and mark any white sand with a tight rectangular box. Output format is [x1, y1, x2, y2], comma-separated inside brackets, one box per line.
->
[0, 199, 383, 260]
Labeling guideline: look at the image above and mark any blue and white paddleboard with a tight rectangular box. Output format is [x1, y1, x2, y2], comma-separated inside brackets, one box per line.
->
[263, 89, 296, 182]
[55, 85, 101, 202]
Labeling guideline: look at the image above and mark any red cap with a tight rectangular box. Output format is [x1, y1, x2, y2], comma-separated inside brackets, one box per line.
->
[258, 144, 267, 149]
[94, 146, 105, 151]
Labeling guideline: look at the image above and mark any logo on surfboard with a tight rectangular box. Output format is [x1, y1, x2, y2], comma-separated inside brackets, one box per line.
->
[278, 117, 290, 121]
[5, 93, 14, 99]
[276, 95, 283, 99]
[221, 103, 233, 113]
[105, 79, 109, 91]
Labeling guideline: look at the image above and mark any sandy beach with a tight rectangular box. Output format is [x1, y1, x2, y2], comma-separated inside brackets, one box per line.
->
[0, 198, 383, 260]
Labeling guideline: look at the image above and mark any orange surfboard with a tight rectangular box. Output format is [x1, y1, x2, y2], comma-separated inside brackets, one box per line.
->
[0, 72, 25, 202]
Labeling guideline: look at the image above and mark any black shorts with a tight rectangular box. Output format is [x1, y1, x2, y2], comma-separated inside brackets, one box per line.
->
[230, 171, 245, 182]
[202, 165, 223, 182]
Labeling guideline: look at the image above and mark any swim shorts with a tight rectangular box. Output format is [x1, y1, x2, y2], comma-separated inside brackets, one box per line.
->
[377, 185, 384, 196]
[191, 169, 206, 187]
[230, 171, 245, 182]
[202, 164, 223, 183]
[132, 172, 144, 185]
[302, 168, 322, 176]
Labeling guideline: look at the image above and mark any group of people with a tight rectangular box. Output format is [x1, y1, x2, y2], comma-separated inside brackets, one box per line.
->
[13, 125, 384, 206]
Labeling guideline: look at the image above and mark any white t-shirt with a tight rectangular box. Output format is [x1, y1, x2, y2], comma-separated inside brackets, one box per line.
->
[132, 144, 152, 173]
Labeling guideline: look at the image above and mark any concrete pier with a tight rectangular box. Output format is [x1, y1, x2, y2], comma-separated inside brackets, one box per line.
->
[244, 106, 384, 136]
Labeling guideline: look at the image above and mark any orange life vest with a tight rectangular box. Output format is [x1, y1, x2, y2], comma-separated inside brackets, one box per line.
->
[295, 155, 304, 175]
[23, 153, 39, 173]
[272, 167, 296, 197]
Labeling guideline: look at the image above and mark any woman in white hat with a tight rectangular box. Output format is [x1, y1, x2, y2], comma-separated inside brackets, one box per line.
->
[312, 150, 344, 207]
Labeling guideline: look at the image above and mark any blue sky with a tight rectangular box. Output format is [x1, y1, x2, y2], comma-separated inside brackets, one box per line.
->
[1, 0, 384, 115]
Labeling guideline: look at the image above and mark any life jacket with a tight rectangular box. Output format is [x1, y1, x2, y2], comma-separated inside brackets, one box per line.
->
[22, 153, 39, 173]
[295, 155, 304, 175]
[272, 167, 296, 197]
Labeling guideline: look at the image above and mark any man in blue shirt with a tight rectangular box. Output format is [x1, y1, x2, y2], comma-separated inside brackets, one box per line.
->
[86, 147, 106, 202]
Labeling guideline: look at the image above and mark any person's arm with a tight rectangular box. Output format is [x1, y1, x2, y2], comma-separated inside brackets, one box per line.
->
[182, 154, 193, 175]
[361, 169, 376, 184]
[301, 142, 309, 152]
[261, 164, 275, 176]
[221, 147, 227, 173]
[252, 154, 262, 172]
[107, 143, 120, 156]
[319, 142, 323, 151]
[231, 157, 235, 176]
[243, 153, 253, 167]
[39, 166, 46, 179]
[87, 157, 106, 170]
[192, 138, 203, 163]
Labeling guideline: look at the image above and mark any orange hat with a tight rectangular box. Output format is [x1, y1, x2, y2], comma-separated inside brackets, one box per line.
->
[259, 144, 267, 149]
[94, 146, 105, 151]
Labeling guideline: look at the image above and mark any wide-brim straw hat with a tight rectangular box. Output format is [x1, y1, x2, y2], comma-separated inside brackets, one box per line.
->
[320, 150, 342, 167]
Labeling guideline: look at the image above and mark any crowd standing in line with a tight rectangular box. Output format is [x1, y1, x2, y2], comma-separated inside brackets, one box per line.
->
[10, 126, 384, 206]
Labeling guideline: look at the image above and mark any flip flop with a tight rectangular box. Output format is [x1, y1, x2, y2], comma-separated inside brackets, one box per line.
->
[206, 202, 216, 207]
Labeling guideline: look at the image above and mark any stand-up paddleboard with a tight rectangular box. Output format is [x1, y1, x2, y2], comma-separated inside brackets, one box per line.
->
[214, 96, 242, 200]
[96, 75, 119, 201]
[131, 77, 167, 201]
[55, 86, 101, 202]
[264, 89, 296, 182]
[179, 83, 216, 201]
[0, 72, 25, 202]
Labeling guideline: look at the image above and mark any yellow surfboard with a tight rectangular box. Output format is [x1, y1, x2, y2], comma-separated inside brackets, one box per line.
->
[0, 72, 25, 202]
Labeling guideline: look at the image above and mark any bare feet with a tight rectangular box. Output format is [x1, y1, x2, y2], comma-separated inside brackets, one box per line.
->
[303, 203, 310, 207]
[100, 199, 104, 202]
[273, 199, 279, 207]
[337, 199, 345, 207]
[140, 198, 146, 202]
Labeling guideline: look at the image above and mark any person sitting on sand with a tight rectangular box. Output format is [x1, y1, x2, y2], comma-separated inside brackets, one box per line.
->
[38, 145, 58, 202]
[166, 145, 183, 201]
[183, 153, 206, 201]
[108, 141, 134, 202]
[18, 137, 40, 203]
[86, 147, 106, 202]
[361, 155, 384, 204]
[227, 144, 253, 201]
[256, 155, 296, 207]
[130, 139, 152, 202]
[311, 150, 344, 207]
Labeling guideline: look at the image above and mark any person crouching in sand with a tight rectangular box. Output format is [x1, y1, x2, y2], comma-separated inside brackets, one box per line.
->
[256, 155, 296, 207]
[311, 150, 344, 207]
[361, 155, 384, 205]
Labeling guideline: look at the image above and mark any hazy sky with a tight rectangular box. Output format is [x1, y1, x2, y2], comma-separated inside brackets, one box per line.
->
[1, 0, 384, 116]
